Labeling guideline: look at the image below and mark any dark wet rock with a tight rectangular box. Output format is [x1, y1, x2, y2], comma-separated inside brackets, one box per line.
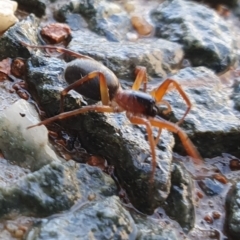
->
[68, 29, 184, 79]
[164, 163, 194, 232]
[87, 1, 131, 42]
[0, 99, 59, 171]
[55, 0, 132, 41]
[15, 0, 47, 17]
[198, 178, 225, 196]
[192, 0, 238, 8]
[26, 55, 87, 116]
[130, 211, 180, 240]
[25, 53, 175, 214]
[151, 0, 236, 73]
[25, 196, 137, 240]
[0, 14, 40, 60]
[225, 181, 240, 239]
[0, 161, 116, 217]
[231, 80, 240, 111]
[160, 67, 240, 158]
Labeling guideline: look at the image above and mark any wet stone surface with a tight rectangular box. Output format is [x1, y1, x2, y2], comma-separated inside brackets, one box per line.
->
[226, 181, 240, 239]
[0, 0, 240, 239]
[0, 160, 117, 217]
[151, 0, 236, 73]
[164, 163, 194, 232]
[68, 29, 184, 79]
[25, 196, 137, 240]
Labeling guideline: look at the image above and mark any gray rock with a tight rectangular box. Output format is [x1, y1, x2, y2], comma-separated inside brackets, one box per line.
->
[151, 0, 236, 73]
[231, 79, 240, 111]
[225, 181, 240, 239]
[25, 196, 137, 240]
[127, 209, 181, 240]
[0, 14, 40, 60]
[198, 178, 225, 196]
[158, 67, 240, 158]
[0, 161, 116, 217]
[56, 0, 132, 41]
[68, 29, 184, 79]
[164, 163, 194, 232]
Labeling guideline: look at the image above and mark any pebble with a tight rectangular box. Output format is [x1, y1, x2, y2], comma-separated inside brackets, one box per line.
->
[0, 0, 18, 33]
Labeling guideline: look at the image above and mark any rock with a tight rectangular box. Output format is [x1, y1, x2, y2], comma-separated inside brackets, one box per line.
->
[192, 0, 238, 8]
[0, 0, 18, 33]
[231, 79, 240, 112]
[151, 0, 236, 73]
[133, 212, 180, 240]
[225, 181, 240, 239]
[88, 1, 131, 42]
[0, 14, 40, 60]
[0, 99, 59, 171]
[56, 0, 132, 41]
[164, 163, 195, 232]
[15, 0, 47, 17]
[0, 80, 20, 111]
[198, 178, 225, 196]
[158, 67, 240, 158]
[131, 15, 153, 36]
[25, 196, 137, 240]
[68, 29, 184, 79]
[0, 161, 117, 217]
[25, 195, 182, 240]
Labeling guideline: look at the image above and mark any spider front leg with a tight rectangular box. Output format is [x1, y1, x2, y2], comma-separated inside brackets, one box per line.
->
[150, 78, 192, 126]
[27, 105, 115, 129]
[127, 114, 156, 182]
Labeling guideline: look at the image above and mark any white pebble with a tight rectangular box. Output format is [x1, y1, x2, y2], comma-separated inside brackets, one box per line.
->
[0, 0, 18, 33]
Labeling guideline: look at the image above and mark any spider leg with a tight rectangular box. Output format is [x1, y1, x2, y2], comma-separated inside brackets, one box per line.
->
[20, 42, 94, 61]
[149, 117, 203, 165]
[131, 66, 148, 92]
[154, 100, 172, 146]
[60, 71, 110, 112]
[150, 78, 192, 125]
[127, 114, 156, 182]
[27, 105, 115, 129]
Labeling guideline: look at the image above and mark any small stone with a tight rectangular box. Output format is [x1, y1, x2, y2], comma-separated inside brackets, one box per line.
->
[13, 229, 24, 238]
[212, 211, 221, 219]
[229, 159, 240, 171]
[41, 23, 71, 44]
[11, 58, 26, 78]
[5, 222, 18, 232]
[88, 193, 96, 201]
[204, 214, 213, 224]
[126, 32, 138, 41]
[124, 2, 135, 12]
[213, 173, 228, 184]
[131, 15, 153, 36]
[0, 0, 18, 33]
